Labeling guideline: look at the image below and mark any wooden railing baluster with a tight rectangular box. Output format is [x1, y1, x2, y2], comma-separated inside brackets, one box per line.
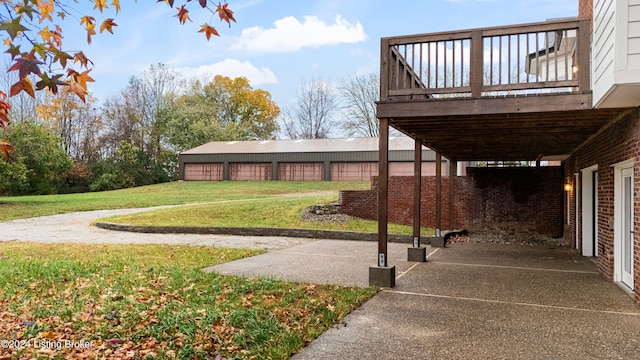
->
[381, 18, 587, 100]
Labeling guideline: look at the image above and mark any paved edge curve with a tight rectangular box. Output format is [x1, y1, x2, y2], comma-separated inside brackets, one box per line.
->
[95, 222, 433, 244]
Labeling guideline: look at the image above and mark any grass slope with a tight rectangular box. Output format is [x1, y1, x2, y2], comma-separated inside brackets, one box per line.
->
[0, 181, 369, 221]
[104, 195, 430, 235]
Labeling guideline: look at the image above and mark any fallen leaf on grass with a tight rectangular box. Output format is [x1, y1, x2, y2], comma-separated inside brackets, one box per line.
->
[107, 338, 122, 347]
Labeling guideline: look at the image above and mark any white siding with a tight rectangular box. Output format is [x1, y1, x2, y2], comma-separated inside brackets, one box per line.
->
[593, 0, 616, 104]
[629, 53, 640, 66]
[629, 38, 640, 54]
[630, 21, 640, 38]
[630, 2, 640, 70]
[594, 0, 640, 107]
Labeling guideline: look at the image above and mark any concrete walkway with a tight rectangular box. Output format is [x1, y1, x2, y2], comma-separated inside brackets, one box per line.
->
[210, 241, 640, 359]
[3, 209, 639, 358]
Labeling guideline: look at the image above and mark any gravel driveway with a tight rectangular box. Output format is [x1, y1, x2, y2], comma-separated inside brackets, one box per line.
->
[0, 206, 314, 250]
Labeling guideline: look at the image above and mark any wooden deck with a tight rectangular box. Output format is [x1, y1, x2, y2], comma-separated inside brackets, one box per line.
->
[377, 18, 630, 161]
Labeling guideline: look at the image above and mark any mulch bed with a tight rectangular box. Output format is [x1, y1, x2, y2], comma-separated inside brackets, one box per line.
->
[446, 231, 566, 246]
[299, 208, 355, 223]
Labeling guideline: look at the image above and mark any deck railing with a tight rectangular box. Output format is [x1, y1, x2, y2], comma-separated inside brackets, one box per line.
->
[380, 18, 591, 101]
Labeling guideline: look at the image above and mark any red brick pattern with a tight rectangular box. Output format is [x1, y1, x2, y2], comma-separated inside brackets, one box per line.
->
[340, 167, 563, 236]
[579, 0, 593, 32]
[564, 109, 640, 304]
[579, 0, 593, 19]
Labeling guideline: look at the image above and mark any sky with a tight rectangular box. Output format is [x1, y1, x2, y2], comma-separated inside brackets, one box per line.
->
[42, 0, 579, 108]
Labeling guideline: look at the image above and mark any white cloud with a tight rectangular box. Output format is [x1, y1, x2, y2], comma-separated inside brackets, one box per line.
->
[174, 59, 278, 85]
[232, 15, 366, 53]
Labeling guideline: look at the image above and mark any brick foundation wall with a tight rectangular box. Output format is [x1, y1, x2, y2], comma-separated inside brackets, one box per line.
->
[564, 108, 640, 304]
[340, 167, 563, 237]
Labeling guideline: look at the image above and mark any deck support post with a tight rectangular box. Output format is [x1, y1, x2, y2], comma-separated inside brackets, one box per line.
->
[408, 138, 426, 262]
[449, 159, 456, 231]
[432, 152, 445, 248]
[370, 117, 395, 287]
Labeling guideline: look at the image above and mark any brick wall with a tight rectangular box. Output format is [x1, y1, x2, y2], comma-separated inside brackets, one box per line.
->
[579, 0, 592, 19]
[579, 0, 593, 31]
[340, 189, 377, 221]
[564, 108, 640, 304]
[340, 167, 563, 236]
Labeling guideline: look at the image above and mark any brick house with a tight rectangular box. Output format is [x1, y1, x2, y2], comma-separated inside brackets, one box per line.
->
[368, 0, 640, 305]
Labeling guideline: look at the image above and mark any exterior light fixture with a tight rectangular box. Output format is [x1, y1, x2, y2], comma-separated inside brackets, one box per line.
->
[564, 183, 572, 192]
[572, 65, 579, 74]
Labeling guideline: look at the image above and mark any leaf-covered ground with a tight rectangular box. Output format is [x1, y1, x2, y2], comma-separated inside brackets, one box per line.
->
[0, 243, 377, 359]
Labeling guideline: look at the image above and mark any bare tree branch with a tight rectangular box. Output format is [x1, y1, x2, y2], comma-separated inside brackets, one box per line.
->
[282, 77, 337, 139]
[338, 73, 379, 137]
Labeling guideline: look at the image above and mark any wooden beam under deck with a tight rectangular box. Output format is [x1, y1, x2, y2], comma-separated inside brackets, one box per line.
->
[381, 106, 630, 161]
[377, 93, 592, 119]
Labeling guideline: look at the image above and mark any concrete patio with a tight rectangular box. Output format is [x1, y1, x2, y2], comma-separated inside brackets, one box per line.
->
[208, 240, 640, 359]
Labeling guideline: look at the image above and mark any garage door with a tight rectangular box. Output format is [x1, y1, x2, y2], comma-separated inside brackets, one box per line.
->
[230, 163, 272, 181]
[183, 163, 223, 181]
[279, 163, 324, 181]
[331, 162, 378, 181]
[389, 162, 436, 176]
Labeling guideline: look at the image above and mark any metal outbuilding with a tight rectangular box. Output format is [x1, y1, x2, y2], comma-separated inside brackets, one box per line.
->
[178, 137, 442, 181]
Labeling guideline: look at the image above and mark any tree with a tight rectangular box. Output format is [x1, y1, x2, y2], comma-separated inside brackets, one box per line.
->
[159, 75, 280, 151]
[101, 64, 180, 156]
[0, 59, 43, 123]
[282, 77, 337, 139]
[158, 90, 224, 152]
[205, 75, 280, 140]
[0, 121, 73, 195]
[98, 64, 182, 183]
[89, 140, 148, 192]
[0, 0, 237, 160]
[338, 73, 379, 137]
[36, 88, 100, 160]
[0, 91, 13, 160]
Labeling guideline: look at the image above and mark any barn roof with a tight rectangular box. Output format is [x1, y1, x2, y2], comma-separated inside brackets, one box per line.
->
[181, 136, 427, 155]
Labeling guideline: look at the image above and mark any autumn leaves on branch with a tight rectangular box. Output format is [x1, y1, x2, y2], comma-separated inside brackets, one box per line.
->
[0, 0, 235, 160]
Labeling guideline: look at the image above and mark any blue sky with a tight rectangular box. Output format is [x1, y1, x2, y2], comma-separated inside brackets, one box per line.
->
[56, 0, 578, 107]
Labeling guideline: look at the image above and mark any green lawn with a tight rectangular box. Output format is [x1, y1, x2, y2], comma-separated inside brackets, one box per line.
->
[0, 181, 370, 221]
[0, 242, 377, 359]
[103, 195, 432, 236]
